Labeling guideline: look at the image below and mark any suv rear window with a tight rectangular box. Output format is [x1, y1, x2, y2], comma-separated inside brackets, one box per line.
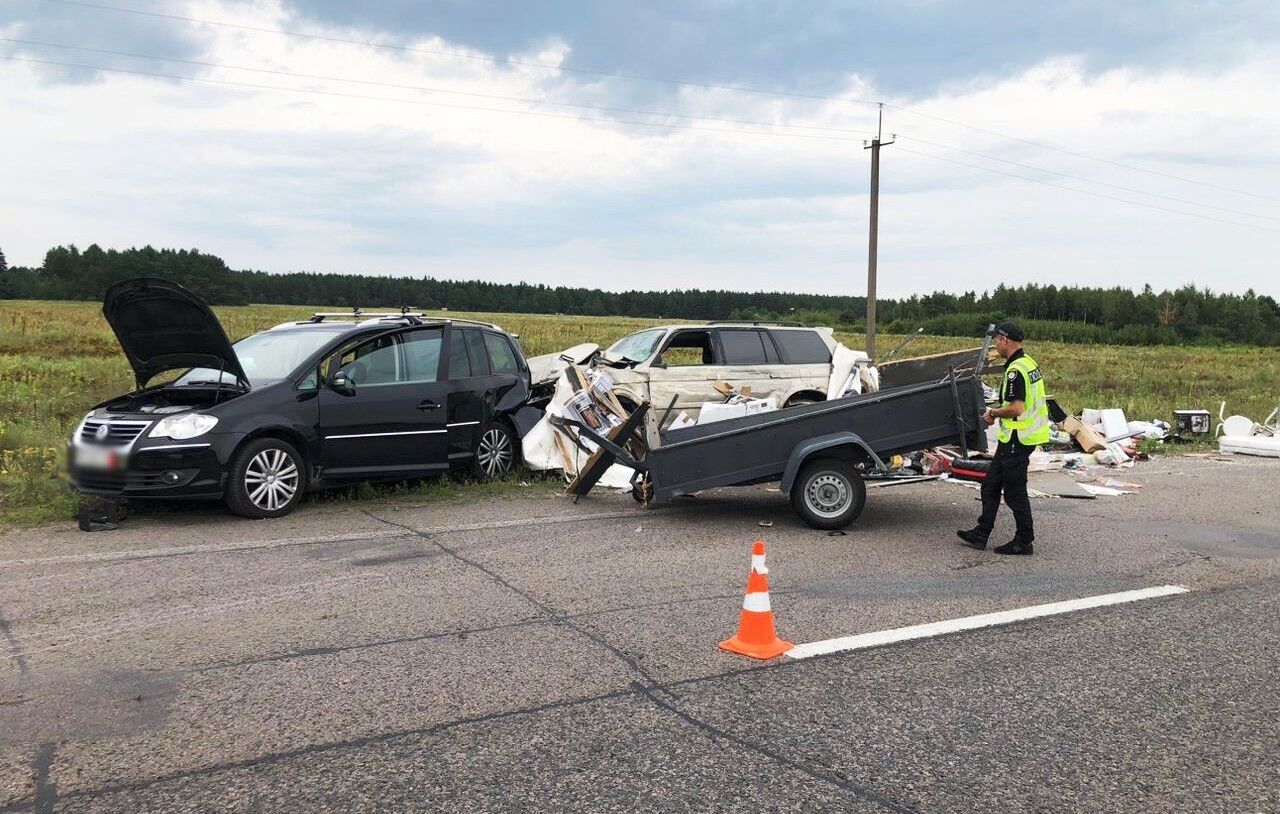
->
[718, 330, 770, 365]
[772, 330, 832, 364]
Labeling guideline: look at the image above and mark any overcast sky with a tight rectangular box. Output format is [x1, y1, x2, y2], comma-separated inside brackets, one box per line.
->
[2, 0, 1278, 297]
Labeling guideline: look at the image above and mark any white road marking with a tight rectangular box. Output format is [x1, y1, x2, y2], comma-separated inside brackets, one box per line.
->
[785, 585, 1191, 660]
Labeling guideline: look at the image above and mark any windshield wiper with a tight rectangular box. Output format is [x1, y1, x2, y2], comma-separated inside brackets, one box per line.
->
[181, 379, 247, 388]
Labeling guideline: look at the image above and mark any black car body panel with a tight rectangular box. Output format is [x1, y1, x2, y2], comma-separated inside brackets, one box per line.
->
[70, 281, 533, 508]
[102, 277, 249, 389]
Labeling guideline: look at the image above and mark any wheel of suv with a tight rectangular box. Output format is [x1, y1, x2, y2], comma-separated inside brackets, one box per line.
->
[225, 438, 306, 519]
[790, 457, 866, 530]
[784, 394, 822, 409]
[472, 421, 517, 480]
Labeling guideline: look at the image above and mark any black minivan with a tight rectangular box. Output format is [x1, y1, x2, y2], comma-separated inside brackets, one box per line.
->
[68, 278, 537, 518]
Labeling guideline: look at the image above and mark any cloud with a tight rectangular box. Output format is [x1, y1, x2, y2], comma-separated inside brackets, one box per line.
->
[0, 0, 1277, 298]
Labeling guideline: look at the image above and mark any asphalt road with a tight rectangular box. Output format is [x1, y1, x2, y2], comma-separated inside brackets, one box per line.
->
[1, 455, 1277, 812]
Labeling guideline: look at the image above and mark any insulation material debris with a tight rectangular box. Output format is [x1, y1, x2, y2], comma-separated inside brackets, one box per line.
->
[698, 397, 778, 425]
[1028, 472, 1096, 499]
[521, 367, 637, 489]
[1079, 483, 1135, 497]
[1080, 408, 1134, 443]
[667, 411, 696, 431]
[825, 344, 875, 400]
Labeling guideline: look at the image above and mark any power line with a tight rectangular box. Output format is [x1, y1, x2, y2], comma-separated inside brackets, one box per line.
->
[37, 0, 1280, 204]
[885, 103, 1280, 205]
[0, 37, 880, 138]
[37, 0, 881, 107]
[892, 144, 1280, 235]
[4, 56, 1277, 236]
[0, 54, 873, 144]
[10, 36, 1279, 225]
[895, 134, 1280, 223]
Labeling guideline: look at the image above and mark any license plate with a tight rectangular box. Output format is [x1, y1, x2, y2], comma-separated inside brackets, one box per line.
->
[76, 446, 123, 470]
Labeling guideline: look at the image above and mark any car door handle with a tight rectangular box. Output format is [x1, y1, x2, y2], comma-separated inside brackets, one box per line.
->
[417, 400, 442, 411]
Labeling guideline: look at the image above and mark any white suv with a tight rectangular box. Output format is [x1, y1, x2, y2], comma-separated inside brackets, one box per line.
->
[596, 323, 844, 419]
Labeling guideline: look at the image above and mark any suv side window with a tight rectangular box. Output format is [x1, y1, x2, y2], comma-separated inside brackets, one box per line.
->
[659, 330, 717, 366]
[402, 328, 444, 382]
[772, 329, 832, 364]
[330, 334, 401, 386]
[464, 330, 490, 376]
[484, 332, 520, 374]
[447, 329, 472, 379]
[718, 329, 770, 365]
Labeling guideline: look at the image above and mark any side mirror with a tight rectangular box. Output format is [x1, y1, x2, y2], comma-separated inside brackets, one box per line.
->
[329, 369, 357, 397]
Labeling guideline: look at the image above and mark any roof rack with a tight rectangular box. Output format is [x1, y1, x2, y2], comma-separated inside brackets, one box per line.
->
[308, 307, 431, 327]
[706, 320, 808, 327]
[304, 309, 504, 332]
[442, 317, 504, 330]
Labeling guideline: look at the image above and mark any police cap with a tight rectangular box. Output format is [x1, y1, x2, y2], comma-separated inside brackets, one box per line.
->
[993, 321, 1025, 342]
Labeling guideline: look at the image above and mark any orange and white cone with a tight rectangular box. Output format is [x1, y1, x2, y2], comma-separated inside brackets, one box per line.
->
[719, 540, 794, 660]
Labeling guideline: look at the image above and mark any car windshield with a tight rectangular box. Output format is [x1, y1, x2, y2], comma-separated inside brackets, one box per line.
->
[605, 329, 666, 362]
[175, 329, 341, 386]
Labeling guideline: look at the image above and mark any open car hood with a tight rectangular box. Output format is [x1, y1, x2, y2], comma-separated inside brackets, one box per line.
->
[102, 278, 248, 390]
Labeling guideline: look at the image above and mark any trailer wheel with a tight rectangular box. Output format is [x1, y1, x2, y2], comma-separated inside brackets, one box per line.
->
[790, 457, 866, 530]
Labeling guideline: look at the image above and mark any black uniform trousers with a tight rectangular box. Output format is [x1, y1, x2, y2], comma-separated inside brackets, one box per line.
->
[976, 440, 1034, 543]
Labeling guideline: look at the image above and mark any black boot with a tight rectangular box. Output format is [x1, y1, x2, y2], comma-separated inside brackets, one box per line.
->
[993, 538, 1033, 555]
[956, 528, 988, 550]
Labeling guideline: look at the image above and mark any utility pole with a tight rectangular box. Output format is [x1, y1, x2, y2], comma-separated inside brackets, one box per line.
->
[864, 104, 894, 360]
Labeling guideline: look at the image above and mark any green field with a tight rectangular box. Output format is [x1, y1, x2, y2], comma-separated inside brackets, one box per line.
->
[2, 299, 1276, 527]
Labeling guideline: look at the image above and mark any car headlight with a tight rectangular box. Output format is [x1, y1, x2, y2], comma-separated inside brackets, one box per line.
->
[149, 413, 219, 440]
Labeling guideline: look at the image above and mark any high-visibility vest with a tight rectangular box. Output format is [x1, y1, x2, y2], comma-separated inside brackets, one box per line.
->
[998, 354, 1051, 446]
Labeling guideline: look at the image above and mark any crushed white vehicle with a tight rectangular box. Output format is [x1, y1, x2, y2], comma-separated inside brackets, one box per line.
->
[521, 322, 882, 488]
[530, 322, 876, 418]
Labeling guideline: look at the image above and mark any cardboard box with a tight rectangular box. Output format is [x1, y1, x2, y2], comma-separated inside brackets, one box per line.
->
[1061, 415, 1107, 453]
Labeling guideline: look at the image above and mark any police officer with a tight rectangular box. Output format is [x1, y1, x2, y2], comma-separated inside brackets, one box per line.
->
[957, 321, 1050, 555]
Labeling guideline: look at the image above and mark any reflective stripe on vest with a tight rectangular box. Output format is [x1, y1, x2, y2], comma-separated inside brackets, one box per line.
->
[998, 355, 1051, 446]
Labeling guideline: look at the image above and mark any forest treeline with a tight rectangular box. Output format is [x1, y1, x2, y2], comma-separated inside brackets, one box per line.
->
[2, 243, 1278, 347]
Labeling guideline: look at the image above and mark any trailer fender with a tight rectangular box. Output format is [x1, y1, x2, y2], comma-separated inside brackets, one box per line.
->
[780, 432, 884, 493]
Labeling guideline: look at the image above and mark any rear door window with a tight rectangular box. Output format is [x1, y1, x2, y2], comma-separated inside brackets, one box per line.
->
[772, 330, 832, 364]
[718, 330, 770, 365]
[447, 329, 471, 379]
[464, 330, 490, 376]
[483, 333, 520, 374]
[402, 328, 443, 382]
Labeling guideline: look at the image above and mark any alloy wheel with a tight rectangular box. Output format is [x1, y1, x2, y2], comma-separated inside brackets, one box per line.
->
[244, 448, 299, 512]
[477, 428, 514, 478]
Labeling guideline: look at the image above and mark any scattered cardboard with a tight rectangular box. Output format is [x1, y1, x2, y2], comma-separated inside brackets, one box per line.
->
[1061, 415, 1107, 453]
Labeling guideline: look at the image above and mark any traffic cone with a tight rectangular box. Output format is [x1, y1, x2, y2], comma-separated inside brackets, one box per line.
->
[719, 540, 793, 659]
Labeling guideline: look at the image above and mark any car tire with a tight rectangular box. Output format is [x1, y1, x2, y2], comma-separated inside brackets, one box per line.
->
[472, 421, 518, 480]
[790, 457, 866, 530]
[225, 438, 307, 519]
[784, 395, 822, 409]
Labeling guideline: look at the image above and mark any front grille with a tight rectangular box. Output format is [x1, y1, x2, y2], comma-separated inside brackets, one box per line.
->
[80, 419, 150, 447]
[73, 470, 127, 493]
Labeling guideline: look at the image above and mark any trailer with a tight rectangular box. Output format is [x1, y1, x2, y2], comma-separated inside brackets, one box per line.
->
[552, 370, 988, 530]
